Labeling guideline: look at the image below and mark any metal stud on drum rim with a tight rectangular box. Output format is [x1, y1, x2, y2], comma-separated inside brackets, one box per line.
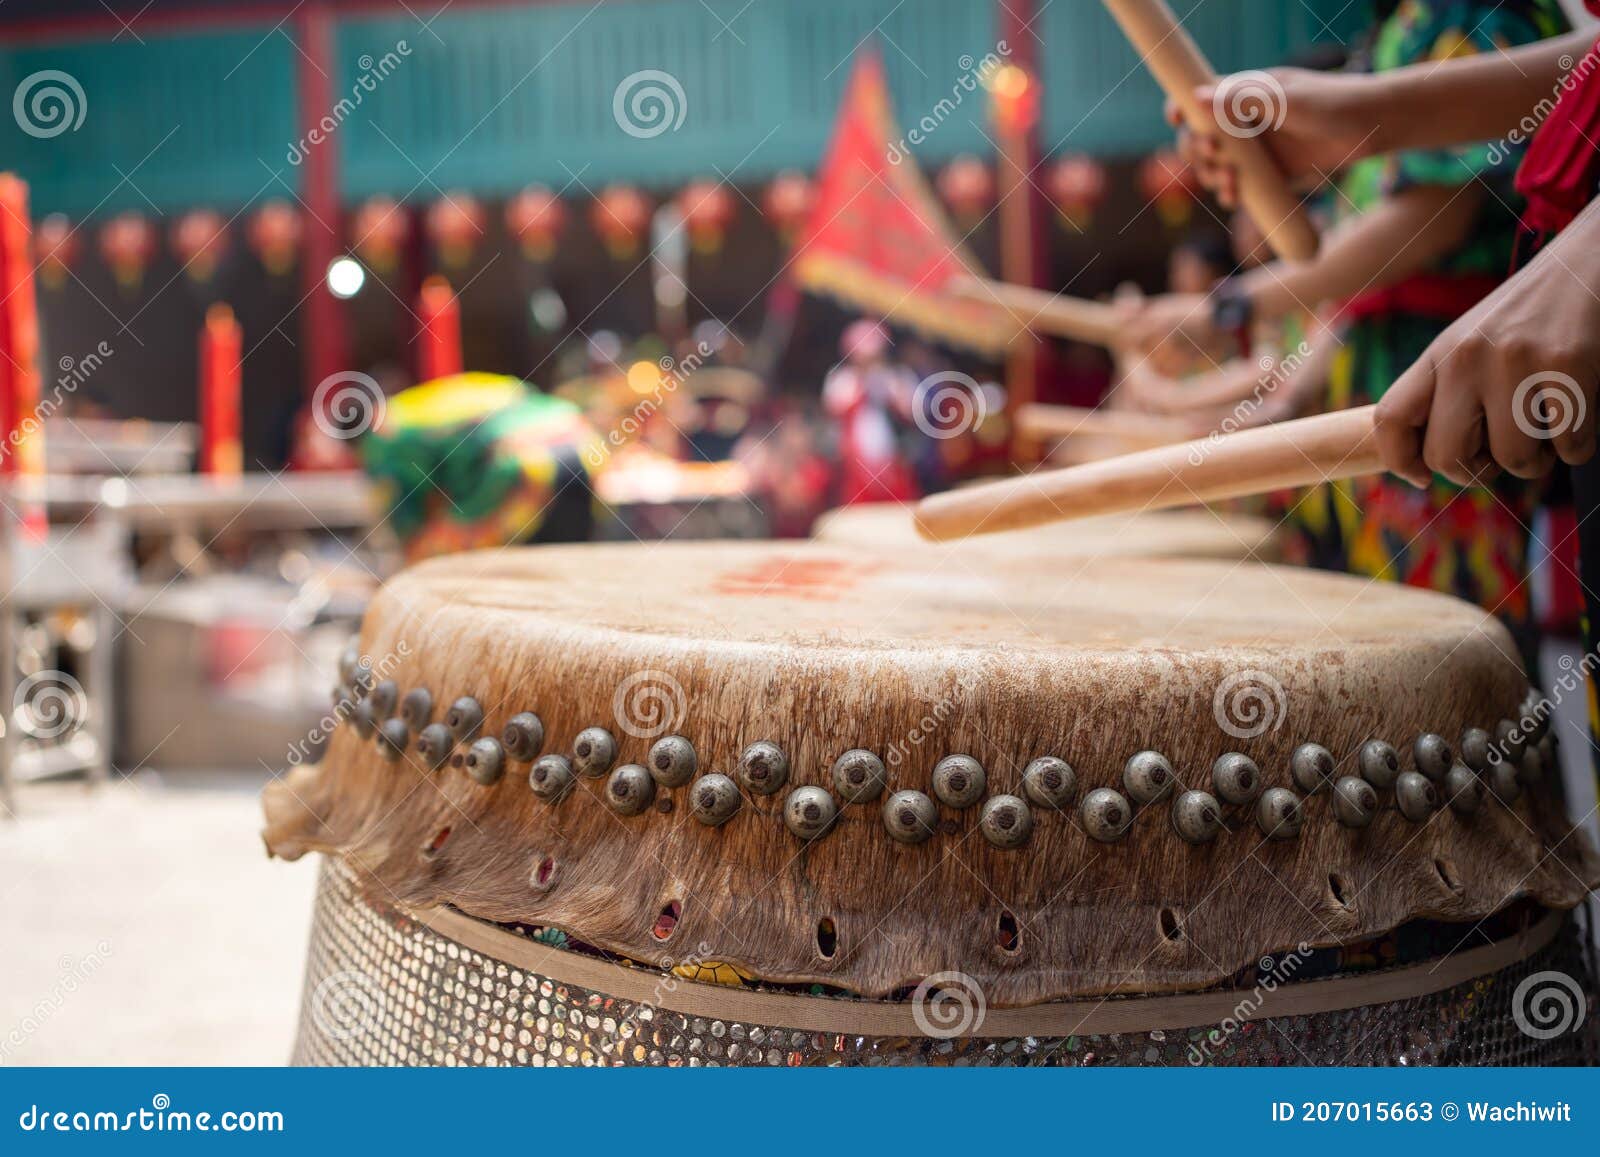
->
[932, 755, 986, 809]
[831, 749, 886, 804]
[980, 794, 1034, 849]
[883, 790, 938, 844]
[1081, 788, 1132, 843]
[1211, 752, 1261, 806]
[1022, 756, 1076, 810]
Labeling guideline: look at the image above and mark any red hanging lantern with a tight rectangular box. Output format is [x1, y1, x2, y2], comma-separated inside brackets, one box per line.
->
[247, 200, 302, 277]
[936, 156, 995, 226]
[172, 209, 230, 282]
[505, 185, 567, 262]
[1140, 150, 1199, 230]
[589, 185, 652, 260]
[98, 211, 156, 290]
[425, 192, 485, 269]
[352, 196, 410, 275]
[1047, 154, 1109, 232]
[761, 170, 813, 242]
[676, 180, 735, 255]
[34, 214, 79, 290]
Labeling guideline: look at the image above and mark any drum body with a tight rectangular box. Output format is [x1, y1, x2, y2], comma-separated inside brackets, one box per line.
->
[268, 543, 1599, 1067]
[295, 860, 1595, 1067]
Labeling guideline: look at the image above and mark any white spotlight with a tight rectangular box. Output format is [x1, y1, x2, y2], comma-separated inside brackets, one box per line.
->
[326, 256, 366, 299]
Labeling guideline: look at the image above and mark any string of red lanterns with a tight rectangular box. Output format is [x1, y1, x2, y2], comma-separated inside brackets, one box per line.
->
[590, 184, 652, 260]
[38, 154, 1196, 296]
[505, 185, 566, 262]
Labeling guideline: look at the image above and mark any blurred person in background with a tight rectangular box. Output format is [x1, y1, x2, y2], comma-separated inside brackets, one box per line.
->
[822, 319, 918, 505]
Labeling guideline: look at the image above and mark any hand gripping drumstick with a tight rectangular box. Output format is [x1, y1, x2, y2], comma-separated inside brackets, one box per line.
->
[1103, 0, 1319, 262]
[914, 404, 1380, 540]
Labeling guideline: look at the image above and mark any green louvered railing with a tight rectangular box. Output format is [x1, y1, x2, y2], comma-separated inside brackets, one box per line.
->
[0, 28, 298, 217]
[0, 0, 1365, 217]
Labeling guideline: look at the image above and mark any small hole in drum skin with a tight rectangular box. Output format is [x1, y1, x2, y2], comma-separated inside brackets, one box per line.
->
[996, 910, 1020, 954]
[1434, 858, 1463, 893]
[1158, 907, 1183, 942]
[1328, 873, 1351, 909]
[423, 826, 451, 857]
[531, 855, 558, 890]
[652, 899, 681, 941]
[816, 917, 838, 959]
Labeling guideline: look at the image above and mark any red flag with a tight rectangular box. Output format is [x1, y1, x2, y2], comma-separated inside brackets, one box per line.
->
[0, 174, 46, 538]
[792, 51, 1018, 354]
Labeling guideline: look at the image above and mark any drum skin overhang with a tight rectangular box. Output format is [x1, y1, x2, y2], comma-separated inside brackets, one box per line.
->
[263, 542, 1600, 1006]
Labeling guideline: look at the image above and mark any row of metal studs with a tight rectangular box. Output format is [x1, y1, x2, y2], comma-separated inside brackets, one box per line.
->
[334, 655, 1550, 849]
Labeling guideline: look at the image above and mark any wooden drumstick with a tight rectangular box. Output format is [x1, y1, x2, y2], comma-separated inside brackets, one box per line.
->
[914, 404, 1380, 540]
[1103, 0, 1319, 262]
[1018, 403, 1192, 448]
[950, 277, 1124, 346]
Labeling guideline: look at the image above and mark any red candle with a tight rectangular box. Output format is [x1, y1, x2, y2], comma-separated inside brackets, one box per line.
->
[417, 276, 462, 382]
[0, 174, 46, 537]
[199, 302, 243, 476]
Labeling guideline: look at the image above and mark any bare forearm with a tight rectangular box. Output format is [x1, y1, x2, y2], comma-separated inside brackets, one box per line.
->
[1369, 29, 1595, 154]
[1238, 185, 1482, 317]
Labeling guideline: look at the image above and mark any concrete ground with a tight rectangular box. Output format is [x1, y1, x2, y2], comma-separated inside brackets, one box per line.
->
[0, 768, 317, 1065]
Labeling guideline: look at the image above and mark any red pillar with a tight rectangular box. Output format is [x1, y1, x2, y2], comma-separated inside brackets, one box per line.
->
[296, 3, 344, 406]
[417, 276, 463, 382]
[995, 0, 1049, 464]
[198, 303, 243, 476]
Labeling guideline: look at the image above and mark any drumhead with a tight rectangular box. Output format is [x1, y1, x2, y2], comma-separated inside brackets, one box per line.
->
[813, 502, 1282, 561]
[263, 542, 1597, 1005]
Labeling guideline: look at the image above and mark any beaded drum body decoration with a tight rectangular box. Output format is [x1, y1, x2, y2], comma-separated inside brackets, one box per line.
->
[267, 542, 1599, 1063]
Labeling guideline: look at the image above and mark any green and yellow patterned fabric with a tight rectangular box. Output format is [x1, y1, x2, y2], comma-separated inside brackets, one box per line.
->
[363, 373, 602, 561]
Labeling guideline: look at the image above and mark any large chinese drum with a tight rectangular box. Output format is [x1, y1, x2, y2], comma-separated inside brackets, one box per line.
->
[265, 542, 1597, 1065]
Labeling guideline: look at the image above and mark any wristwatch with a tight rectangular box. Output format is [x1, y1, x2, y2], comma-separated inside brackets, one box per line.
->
[1210, 279, 1255, 340]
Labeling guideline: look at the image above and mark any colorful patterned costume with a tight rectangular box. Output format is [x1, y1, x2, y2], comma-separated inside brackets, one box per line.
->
[362, 373, 601, 561]
[1289, 0, 1568, 630]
